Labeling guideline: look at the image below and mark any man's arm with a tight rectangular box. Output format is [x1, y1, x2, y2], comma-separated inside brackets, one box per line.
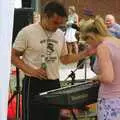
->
[11, 48, 47, 79]
[60, 50, 87, 64]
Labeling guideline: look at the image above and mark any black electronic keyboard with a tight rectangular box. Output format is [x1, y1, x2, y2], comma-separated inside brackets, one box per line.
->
[33, 80, 99, 108]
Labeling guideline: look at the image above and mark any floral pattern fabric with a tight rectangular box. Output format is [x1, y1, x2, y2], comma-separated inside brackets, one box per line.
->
[97, 98, 120, 120]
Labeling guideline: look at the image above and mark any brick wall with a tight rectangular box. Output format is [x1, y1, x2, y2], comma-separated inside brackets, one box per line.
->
[41, 0, 120, 23]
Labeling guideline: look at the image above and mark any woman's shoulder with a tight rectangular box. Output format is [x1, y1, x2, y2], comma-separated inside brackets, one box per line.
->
[104, 37, 120, 48]
[73, 13, 78, 18]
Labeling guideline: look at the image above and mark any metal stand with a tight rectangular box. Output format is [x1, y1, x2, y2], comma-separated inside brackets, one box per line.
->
[64, 58, 88, 86]
[63, 59, 88, 120]
[84, 59, 87, 81]
[65, 69, 78, 120]
[8, 67, 21, 120]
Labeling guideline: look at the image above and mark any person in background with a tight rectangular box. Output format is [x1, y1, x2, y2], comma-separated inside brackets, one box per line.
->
[82, 8, 95, 20]
[82, 8, 96, 70]
[33, 12, 40, 23]
[81, 16, 120, 120]
[67, 6, 79, 25]
[11, 1, 94, 120]
[105, 14, 120, 38]
[65, 5, 79, 55]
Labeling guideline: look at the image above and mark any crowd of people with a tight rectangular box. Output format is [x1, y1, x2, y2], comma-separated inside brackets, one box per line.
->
[11, 1, 120, 120]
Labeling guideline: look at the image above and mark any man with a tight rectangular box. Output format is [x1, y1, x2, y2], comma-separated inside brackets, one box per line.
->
[105, 14, 120, 38]
[11, 1, 91, 120]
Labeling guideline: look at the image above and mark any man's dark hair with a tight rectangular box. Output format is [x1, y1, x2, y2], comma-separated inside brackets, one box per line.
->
[42, 1, 67, 18]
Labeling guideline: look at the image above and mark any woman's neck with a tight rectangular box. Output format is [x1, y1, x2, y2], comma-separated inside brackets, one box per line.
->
[95, 34, 105, 42]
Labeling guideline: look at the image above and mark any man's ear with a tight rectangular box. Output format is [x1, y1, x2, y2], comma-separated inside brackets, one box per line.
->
[41, 13, 48, 19]
[44, 13, 48, 17]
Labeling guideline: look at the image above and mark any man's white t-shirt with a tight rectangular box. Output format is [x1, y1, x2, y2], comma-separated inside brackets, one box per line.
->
[13, 23, 68, 79]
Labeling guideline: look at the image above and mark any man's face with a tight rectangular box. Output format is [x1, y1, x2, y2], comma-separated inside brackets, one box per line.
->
[45, 14, 66, 31]
[105, 17, 114, 28]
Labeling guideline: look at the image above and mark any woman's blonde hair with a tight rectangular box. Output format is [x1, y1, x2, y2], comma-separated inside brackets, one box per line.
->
[69, 6, 76, 12]
[80, 16, 110, 37]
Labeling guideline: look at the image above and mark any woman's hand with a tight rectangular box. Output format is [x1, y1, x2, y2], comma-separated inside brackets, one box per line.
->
[85, 47, 97, 57]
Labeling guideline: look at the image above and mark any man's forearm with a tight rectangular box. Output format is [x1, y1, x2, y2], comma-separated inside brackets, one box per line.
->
[11, 56, 33, 75]
[60, 51, 87, 64]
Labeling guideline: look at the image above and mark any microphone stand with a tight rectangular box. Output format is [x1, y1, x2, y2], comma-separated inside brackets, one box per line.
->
[65, 69, 78, 120]
[67, 70, 76, 85]
[84, 59, 87, 81]
[62, 58, 88, 120]
[63, 58, 87, 86]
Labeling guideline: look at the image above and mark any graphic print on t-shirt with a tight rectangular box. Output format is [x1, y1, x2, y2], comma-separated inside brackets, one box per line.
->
[40, 38, 58, 63]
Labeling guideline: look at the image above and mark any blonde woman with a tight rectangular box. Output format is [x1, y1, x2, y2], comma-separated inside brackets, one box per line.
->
[81, 16, 120, 120]
[65, 6, 79, 55]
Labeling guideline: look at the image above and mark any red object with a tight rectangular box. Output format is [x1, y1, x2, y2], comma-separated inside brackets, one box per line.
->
[7, 93, 22, 120]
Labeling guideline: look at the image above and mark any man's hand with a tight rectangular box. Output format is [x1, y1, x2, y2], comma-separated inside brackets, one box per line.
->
[27, 68, 48, 80]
